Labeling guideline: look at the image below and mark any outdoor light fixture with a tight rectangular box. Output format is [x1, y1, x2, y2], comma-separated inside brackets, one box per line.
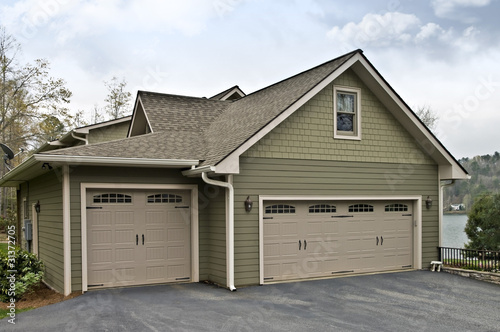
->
[425, 196, 432, 209]
[35, 200, 41, 213]
[41, 162, 53, 170]
[244, 196, 253, 212]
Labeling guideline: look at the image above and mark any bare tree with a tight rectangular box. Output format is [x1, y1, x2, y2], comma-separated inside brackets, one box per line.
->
[415, 105, 439, 133]
[104, 76, 131, 120]
[0, 26, 72, 217]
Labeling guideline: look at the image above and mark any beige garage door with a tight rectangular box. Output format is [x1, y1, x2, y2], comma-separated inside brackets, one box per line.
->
[263, 200, 413, 282]
[87, 190, 191, 288]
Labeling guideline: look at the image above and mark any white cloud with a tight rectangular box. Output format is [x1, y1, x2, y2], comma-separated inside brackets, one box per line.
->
[1, 0, 238, 44]
[327, 12, 420, 50]
[432, 0, 492, 18]
[327, 11, 482, 55]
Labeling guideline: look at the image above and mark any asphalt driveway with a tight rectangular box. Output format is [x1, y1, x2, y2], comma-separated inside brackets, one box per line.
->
[5, 271, 500, 331]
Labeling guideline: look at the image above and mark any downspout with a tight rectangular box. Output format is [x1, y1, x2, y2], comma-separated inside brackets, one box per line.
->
[71, 131, 88, 145]
[201, 172, 236, 291]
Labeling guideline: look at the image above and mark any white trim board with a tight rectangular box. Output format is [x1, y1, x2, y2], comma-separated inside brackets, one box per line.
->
[258, 195, 423, 285]
[80, 183, 199, 292]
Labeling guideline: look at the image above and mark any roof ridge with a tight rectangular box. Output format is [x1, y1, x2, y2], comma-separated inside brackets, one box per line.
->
[234, 49, 362, 101]
[138, 90, 231, 103]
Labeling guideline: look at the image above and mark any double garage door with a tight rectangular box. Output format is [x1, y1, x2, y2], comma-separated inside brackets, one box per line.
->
[86, 190, 191, 288]
[263, 200, 413, 282]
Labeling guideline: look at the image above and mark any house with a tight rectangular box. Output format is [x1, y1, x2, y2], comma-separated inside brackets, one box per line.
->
[0, 49, 469, 295]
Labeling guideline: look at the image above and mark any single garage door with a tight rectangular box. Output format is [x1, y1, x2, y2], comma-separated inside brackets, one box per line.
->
[87, 189, 191, 288]
[263, 200, 413, 282]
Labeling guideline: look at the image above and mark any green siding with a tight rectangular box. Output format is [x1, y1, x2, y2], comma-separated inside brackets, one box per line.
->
[20, 171, 64, 293]
[68, 166, 222, 291]
[199, 181, 227, 286]
[234, 69, 440, 286]
[233, 158, 439, 286]
[88, 121, 129, 144]
[242, 69, 435, 165]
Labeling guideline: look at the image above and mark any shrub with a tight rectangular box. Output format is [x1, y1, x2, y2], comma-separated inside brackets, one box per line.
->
[0, 247, 44, 302]
[465, 192, 500, 251]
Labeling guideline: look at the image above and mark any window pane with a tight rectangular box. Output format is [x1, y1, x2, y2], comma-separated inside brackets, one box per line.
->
[337, 93, 355, 113]
[337, 113, 354, 132]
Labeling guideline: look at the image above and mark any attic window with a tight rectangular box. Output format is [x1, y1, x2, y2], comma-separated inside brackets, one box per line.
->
[334, 86, 361, 140]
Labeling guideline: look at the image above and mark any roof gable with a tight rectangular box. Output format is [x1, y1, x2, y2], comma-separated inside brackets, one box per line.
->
[209, 85, 246, 101]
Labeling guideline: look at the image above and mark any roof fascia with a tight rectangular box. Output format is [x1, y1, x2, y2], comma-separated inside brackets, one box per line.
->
[127, 93, 153, 137]
[215, 53, 363, 174]
[34, 154, 200, 168]
[0, 156, 38, 187]
[181, 165, 216, 177]
[351, 56, 468, 180]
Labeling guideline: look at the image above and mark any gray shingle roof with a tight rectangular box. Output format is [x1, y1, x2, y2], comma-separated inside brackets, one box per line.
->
[42, 50, 358, 165]
[45, 130, 206, 160]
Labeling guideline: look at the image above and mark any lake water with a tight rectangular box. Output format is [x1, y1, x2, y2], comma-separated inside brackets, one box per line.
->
[442, 214, 469, 248]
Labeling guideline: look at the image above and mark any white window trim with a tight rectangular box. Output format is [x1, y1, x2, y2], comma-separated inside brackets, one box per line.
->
[334, 86, 362, 140]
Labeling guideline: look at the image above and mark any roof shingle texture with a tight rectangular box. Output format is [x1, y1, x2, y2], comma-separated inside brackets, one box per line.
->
[43, 51, 357, 164]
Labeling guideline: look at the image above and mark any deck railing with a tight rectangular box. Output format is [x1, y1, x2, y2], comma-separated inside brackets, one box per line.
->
[438, 247, 500, 272]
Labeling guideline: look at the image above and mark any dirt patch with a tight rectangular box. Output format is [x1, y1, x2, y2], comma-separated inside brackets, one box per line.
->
[12, 283, 81, 310]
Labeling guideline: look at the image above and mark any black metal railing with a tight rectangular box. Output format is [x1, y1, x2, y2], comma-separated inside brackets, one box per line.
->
[438, 247, 500, 272]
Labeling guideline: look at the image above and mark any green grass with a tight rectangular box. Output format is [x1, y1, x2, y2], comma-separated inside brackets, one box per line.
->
[0, 307, 33, 320]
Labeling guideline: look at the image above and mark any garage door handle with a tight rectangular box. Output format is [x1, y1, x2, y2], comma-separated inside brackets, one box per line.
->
[142, 234, 145, 245]
[380, 236, 383, 246]
[304, 240, 307, 250]
[136, 234, 138, 246]
[299, 240, 301, 250]
[376, 236, 379, 246]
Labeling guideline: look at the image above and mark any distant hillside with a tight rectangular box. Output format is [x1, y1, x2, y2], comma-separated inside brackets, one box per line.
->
[444, 151, 500, 211]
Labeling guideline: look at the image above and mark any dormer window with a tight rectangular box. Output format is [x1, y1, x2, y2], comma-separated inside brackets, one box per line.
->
[334, 86, 361, 140]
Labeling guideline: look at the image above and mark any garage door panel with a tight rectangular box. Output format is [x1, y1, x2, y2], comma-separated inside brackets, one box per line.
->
[263, 200, 414, 282]
[87, 190, 191, 289]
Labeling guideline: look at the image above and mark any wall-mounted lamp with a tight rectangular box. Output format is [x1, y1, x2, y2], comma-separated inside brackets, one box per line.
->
[244, 196, 253, 212]
[425, 196, 432, 209]
[41, 162, 53, 170]
[35, 200, 41, 213]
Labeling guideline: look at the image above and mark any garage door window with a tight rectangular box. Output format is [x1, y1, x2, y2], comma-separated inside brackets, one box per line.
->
[384, 204, 408, 212]
[348, 204, 374, 212]
[308, 204, 336, 213]
[147, 193, 182, 203]
[93, 193, 132, 204]
[265, 204, 296, 214]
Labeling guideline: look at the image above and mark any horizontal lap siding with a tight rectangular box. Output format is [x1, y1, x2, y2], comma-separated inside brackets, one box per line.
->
[25, 171, 64, 293]
[233, 157, 439, 286]
[198, 181, 227, 286]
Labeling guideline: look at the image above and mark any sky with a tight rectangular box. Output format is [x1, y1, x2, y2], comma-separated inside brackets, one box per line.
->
[1, 0, 499, 159]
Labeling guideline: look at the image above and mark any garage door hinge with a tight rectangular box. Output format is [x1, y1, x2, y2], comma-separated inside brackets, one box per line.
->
[175, 206, 190, 209]
[86, 206, 103, 209]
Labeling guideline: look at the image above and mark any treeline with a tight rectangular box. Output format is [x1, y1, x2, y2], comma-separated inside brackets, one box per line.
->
[444, 151, 500, 210]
